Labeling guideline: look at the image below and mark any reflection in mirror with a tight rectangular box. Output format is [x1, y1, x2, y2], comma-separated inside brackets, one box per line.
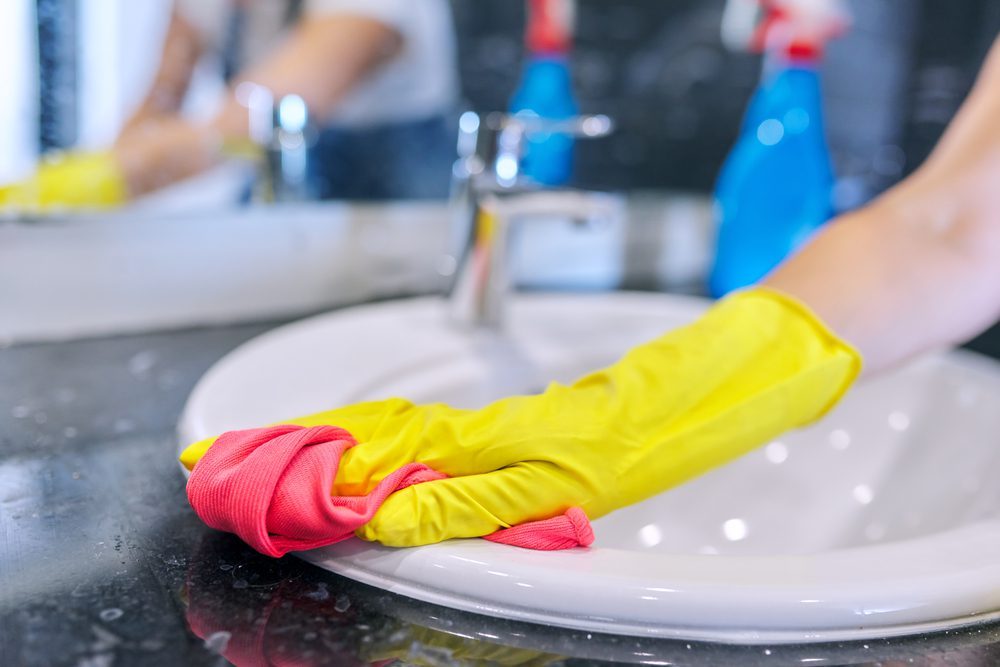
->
[1, 0, 460, 213]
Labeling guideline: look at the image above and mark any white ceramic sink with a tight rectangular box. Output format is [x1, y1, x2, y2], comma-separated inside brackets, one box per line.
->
[179, 293, 1000, 643]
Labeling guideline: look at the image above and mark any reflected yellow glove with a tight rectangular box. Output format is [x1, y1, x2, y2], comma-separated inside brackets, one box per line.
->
[363, 622, 562, 666]
[181, 287, 861, 547]
[0, 152, 127, 212]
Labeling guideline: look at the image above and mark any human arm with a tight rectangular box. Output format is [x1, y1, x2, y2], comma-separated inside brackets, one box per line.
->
[118, 9, 203, 140]
[1, 10, 404, 207]
[116, 10, 403, 198]
[766, 37, 1000, 374]
[181, 38, 1000, 552]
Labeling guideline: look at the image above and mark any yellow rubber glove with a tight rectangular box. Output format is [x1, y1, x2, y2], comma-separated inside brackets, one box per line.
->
[363, 622, 562, 666]
[181, 287, 861, 547]
[0, 152, 127, 212]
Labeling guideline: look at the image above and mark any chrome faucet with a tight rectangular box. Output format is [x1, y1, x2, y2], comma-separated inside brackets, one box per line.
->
[240, 83, 313, 203]
[448, 111, 620, 329]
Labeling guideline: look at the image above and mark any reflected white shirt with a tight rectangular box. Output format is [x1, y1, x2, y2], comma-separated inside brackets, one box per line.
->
[175, 0, 458, 127]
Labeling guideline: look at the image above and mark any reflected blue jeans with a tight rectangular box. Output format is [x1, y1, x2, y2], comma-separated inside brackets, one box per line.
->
[308, 114, 455, 201]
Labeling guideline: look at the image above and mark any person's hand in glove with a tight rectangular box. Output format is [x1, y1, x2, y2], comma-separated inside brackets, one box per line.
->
[0, 117, 219, 212]
[182, 37, 1000, 555]
[181, 287, 860, 550]
[0, 152, 128, 212]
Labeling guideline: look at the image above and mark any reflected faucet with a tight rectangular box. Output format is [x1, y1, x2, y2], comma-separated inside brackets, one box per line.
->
[448, 111, 620, 329]
[239, 83, 314, 203]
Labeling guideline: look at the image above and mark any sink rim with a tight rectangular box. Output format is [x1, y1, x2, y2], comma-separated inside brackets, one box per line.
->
[178, 292, 1000, 643]
[297, 531, 1000, 644]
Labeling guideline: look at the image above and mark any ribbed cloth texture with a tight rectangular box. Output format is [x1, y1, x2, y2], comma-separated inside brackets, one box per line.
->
[186, 424, 593, 556]
[482, 506, 594, 550]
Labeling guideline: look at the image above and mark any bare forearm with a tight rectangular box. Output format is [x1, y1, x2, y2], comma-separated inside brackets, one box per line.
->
[118, 11, 201, 139]
[111, 14, 402, 197]
[765, 40, 1000, 374]
[210, 14, 402, 139]
[764, 198, 999, 375]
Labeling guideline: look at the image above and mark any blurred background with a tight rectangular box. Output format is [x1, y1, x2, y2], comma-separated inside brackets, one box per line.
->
[2, 0, 999, 345]
[3, 0, 1000, 202]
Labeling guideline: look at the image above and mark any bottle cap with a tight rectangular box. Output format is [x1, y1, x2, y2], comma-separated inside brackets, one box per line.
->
[736, 0, 850, 60]
[526, 0, 575, 55]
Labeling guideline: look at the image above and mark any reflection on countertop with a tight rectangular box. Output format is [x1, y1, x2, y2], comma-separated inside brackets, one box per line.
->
[1, 306, 999, 666]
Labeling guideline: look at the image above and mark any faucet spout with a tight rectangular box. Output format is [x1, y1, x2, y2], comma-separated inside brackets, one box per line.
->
[448, 188, 624, 330]
[446, 111, 618, 330]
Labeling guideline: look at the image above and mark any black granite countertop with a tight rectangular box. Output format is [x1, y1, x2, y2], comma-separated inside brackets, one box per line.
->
[2, 310, 1000, 667]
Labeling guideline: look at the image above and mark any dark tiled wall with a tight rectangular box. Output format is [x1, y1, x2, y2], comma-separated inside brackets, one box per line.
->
[452, 0, 1000, 203]
[900, 0, 1000, 170]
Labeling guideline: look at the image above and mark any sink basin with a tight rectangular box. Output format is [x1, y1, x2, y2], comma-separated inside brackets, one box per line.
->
[179, 292, 1000, 643]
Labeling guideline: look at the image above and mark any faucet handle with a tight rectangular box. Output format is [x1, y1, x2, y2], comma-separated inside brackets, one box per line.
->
[484, 112, 614, 139]
[494, 189, 624, 227]
[478, 112, 614, 188]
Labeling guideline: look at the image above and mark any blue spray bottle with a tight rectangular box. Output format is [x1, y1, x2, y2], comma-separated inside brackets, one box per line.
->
[509, 0, 578, 186]
[709, 0, 849, 297]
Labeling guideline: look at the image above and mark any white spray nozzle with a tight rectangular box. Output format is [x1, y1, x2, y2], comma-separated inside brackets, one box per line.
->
[721, 0, 851, 55]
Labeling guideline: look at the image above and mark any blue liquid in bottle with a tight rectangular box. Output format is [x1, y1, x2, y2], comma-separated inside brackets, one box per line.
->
[709, 62, 834, 297]
[509, 56, 579, 187]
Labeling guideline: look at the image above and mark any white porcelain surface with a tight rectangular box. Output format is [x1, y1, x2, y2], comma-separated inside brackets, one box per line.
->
[2, 193, 712, 343]
[178, 293, 1000, 643]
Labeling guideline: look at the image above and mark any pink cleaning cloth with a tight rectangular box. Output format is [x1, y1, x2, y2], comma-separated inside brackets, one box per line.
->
[186, 424, 594, 557]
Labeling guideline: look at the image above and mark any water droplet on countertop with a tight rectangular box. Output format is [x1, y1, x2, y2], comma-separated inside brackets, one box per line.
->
[407, 641, 454, 664]
[53, 387, 77, 404]
[203, 631, 231, 654]
[128, 350, 159, 377]
[140, 638, 165, 652]
[99, 608, 123, 622]
[334, 593, 351, 613]
[91, 625, 122, 653]
[113, 418, 135, 434]
[232, 579, 248, 589]
[11, 405, 30, 419]
[305, 583, 329, 601]
[156, 370, 183, 390]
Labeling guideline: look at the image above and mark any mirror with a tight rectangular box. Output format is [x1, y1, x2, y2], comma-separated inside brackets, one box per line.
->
[0, 0, 995, 217]
[2, 0, 465, 214]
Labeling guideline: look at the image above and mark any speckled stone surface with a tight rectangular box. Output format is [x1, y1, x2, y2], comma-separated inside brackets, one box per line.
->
[1, 313, 999, 667]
